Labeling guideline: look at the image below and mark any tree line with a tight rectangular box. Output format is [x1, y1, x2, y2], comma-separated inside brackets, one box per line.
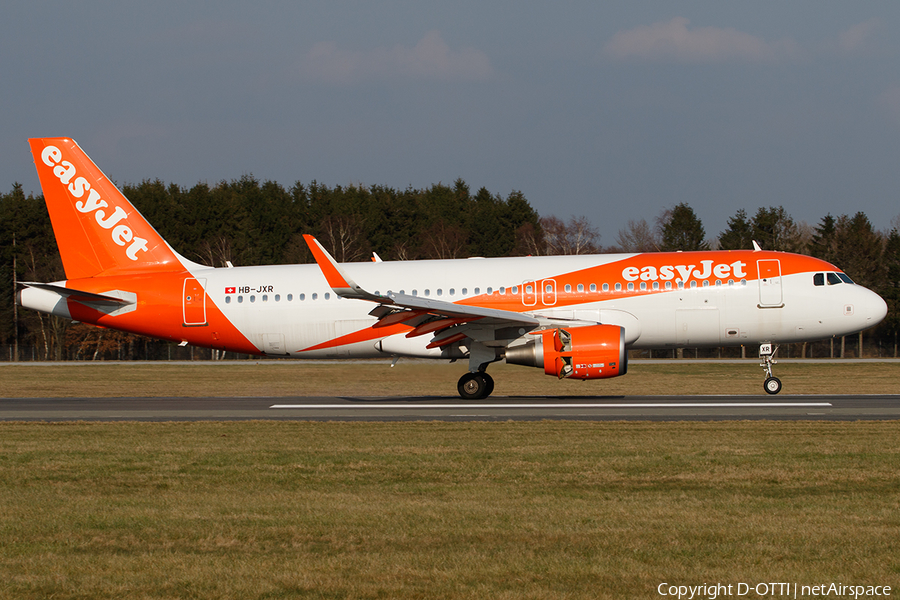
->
[1, 179, 897, 360]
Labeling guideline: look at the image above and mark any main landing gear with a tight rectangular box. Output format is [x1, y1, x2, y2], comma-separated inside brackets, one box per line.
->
[458, 371, 494, 400]
[759, 343, 782, 395]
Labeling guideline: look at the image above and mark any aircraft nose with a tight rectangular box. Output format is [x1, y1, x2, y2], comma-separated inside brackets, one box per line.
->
[863, 288, 888, 327]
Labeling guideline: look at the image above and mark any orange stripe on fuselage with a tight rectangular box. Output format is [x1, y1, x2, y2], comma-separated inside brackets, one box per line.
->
[63, 272, 261, 355]
[454, 250, 837, 313]
[298, 322, 410, 353]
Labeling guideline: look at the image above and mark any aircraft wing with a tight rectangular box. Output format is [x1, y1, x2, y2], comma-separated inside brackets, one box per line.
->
[303, 235, 539, 347]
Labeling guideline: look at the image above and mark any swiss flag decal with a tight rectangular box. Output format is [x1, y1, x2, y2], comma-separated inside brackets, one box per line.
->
[225, 287, 236, 294]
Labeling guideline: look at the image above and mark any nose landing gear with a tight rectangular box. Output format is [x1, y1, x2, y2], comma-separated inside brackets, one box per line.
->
[759, 343, 782, 395]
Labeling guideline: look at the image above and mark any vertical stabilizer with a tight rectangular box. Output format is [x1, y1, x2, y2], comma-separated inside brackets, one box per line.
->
[29, 137, 184, 279]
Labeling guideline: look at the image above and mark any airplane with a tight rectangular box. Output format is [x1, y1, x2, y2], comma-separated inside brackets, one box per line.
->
[17, 137, 888, 398]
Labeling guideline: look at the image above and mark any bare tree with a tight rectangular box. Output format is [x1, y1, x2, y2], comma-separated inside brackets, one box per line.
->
[615, 218, 660, 252]
[198, 236, 235, 267]
[319, 215, 369, 262]
[420, 220, 467, 259]
[514, 222, 544, 256]
[541, 215, 601, 255]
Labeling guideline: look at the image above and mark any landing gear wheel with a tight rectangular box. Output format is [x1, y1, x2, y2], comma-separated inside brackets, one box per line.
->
[482, 373, 494, 397]
[764, 376, 782, 395]
[458, 372, 493, 400]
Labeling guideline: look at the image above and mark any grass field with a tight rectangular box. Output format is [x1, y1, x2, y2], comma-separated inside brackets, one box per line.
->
[1, 421, 899, 599]
[0, 359, 899, 397]
[0, 362, 898, 598]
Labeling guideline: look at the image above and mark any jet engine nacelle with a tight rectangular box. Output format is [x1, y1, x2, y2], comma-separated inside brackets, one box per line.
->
[505, 324, 627, 380]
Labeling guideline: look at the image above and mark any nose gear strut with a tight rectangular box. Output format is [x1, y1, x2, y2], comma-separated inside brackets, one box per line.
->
[759, 343, 782, 395]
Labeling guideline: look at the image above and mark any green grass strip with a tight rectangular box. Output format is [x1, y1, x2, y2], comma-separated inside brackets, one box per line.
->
[0, 421, 898, 599]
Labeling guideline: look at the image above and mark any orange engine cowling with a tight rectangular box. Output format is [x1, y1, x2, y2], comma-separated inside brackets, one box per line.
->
[504, 324, 627, 380]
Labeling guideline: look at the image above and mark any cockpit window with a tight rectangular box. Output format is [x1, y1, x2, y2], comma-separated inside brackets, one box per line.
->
[815, 272, 853, 286]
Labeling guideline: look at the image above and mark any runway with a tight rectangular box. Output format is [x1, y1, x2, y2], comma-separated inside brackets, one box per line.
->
[2, 394, 900, 421]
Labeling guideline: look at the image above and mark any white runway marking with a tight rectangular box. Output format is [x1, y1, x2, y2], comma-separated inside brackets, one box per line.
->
[270, 402, 833, 409]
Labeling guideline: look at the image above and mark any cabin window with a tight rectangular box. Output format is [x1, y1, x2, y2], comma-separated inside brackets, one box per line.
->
[425, 289, 430, 297]
[262, 295, 268, 302]
[511, 286, 518, 294]
[599, 283, 606, 292]
[689, 281, 697, 289]
[487, 287, 493, 294]
[462, 288, 468, 295]
[640, 282, 647, 291]
[250, 295, 256, 303]
[324, 293, 330, 300]
[437, 289, 443, 296]
[615, 283, 622, 292]
[474, 287, 480, 294]
[665, 281, 672, 290]
[627, 282, 634, 291]
[702, 280, 709, 288]
[565, 284, 572, 293]
[238, 296, 243, 303]
[275, 294, 280, 301]
[652, 281, 659, 290]
[312, 293, 317, 300]
[577, 283, 584, 293]
[225, 296, 231, 304]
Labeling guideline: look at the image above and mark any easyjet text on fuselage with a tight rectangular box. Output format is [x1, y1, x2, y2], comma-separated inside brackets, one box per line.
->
[621, 259, 747, 283]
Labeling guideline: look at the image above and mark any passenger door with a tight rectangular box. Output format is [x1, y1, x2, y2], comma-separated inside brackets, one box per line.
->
[757, 260, 783, 308]
[183, 278, 208, 326]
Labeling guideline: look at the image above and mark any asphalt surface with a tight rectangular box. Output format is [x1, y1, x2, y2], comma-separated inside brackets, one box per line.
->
[1, 394, 899, 421]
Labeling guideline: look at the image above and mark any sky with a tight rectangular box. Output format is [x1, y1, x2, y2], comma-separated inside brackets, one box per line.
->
[3, 2, 900, 246]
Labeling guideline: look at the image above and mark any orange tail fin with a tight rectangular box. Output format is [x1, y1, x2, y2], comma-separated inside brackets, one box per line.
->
[29, 137, 186, 279]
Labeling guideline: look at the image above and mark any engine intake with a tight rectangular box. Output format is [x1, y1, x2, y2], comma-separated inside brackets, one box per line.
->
[505, 324, 627, 380]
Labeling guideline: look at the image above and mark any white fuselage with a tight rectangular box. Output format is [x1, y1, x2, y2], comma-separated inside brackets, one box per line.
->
[188, 252, 885, 359]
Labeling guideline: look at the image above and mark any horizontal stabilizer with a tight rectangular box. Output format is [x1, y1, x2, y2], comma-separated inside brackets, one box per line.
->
[21, 282, 135, 305]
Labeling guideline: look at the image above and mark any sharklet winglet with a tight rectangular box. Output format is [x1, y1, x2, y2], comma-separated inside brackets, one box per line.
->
[302, 235, 387, 303]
